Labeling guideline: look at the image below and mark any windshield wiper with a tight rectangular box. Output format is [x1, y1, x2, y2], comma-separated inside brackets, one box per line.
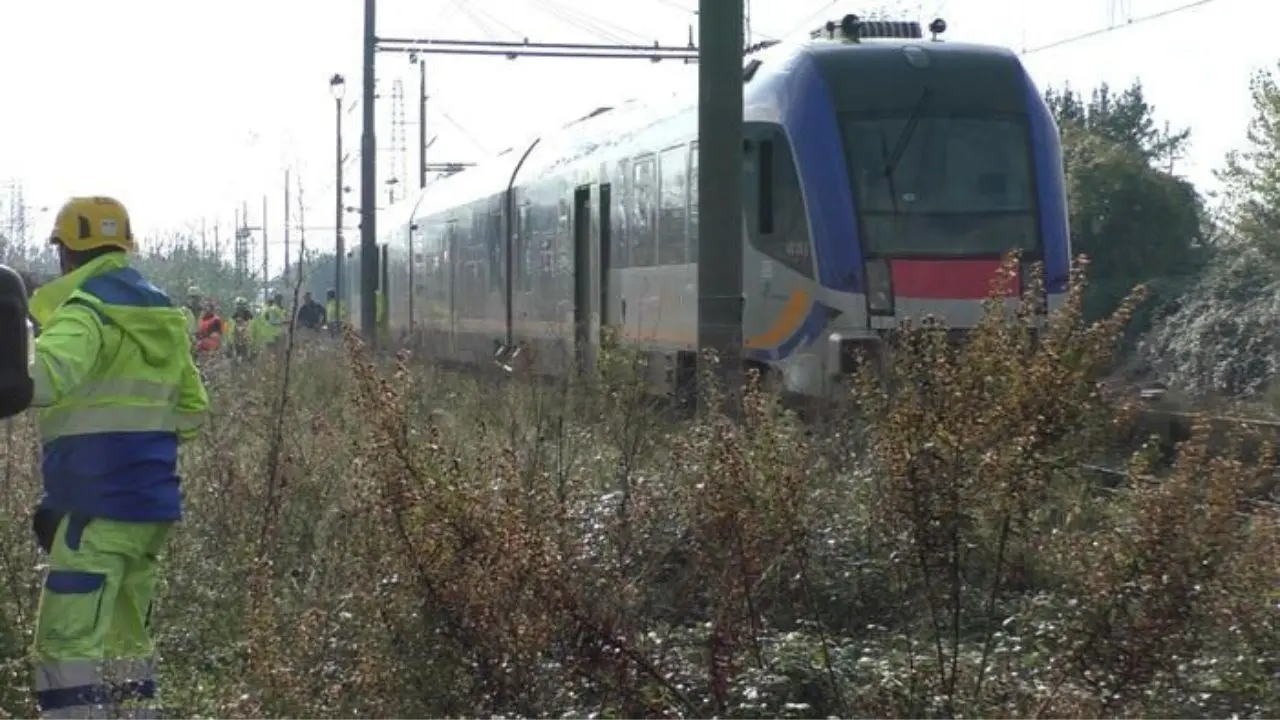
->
[877, 129, 900, 214]
[880, 88, 932, 208]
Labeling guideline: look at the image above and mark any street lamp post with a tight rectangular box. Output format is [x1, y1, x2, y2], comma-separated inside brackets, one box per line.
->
[410, 52, 427, 190]
[329, 73, 346, 328]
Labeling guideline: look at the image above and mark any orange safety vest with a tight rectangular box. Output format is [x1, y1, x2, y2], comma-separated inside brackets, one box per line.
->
[196, 314, 223, 353]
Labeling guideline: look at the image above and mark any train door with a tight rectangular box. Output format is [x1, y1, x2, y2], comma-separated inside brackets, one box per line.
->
[572, 186, 591, 372]
[407, 223, 418, 330]
[447, 220, 459, 352]
[741, 122, 815, 360]
[598, 183, 615, 341]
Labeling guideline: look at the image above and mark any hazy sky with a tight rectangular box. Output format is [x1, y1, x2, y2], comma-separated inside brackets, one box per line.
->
[0, 0, 1268, 275]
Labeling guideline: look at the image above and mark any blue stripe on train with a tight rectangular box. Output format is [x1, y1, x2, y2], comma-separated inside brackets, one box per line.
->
[754, 50, 863, 294]
[1022, 69, 1071, 295]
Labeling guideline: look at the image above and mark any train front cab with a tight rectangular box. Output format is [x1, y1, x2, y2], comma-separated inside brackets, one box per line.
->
[740, 38, 1070, 400]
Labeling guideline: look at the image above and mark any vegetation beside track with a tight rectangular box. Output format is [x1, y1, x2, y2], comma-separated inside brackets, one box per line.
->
[1, 259, 1275, 719]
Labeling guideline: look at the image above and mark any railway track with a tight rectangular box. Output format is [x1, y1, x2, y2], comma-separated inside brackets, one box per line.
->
[1087, 386, 1280, 506]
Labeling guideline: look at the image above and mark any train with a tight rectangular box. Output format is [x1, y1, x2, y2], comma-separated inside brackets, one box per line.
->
[343, 14, 1071, 400]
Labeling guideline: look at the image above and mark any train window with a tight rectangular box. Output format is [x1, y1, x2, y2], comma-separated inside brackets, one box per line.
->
[688, 142, 699, 260]
[600, 182, 612, 277]
[842, 115, 1037, 255]
[487, 208, 503, 287]
[748, 126, 814, 278]
[758, 139, 775, 235]
[613, 159, 631, 268]
[658, 145, 688, 265]
[630, 155, 658, 267]
[517, 205, 531, 292]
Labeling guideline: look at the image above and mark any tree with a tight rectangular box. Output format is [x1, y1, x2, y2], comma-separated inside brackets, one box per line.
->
[1139, 63, 1280, 398]
[1216, 65, 1280, 263]
[1046, 81, 1191, 171]
[133, 235, 253, 311]
[1062, 126, 1208, 335]
[1045, 83, 1209, 339]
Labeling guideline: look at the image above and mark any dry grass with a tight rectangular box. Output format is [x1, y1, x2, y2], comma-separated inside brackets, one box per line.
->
[0, 256, 1276, 718]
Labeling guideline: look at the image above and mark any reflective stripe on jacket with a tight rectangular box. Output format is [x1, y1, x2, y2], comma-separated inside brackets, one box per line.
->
[28, 253, 209, 522]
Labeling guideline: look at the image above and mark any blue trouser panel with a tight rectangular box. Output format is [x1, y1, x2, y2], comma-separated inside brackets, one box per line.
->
[32, 515, 173, 719]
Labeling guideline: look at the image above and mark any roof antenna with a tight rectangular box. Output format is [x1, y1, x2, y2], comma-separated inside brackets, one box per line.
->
[928, 18, 947, 41]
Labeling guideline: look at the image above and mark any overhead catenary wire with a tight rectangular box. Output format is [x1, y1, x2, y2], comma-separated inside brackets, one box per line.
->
[525, 0, 648, 45]
[1021, 0, 1219, 55]
[431, 104, 490, 155]
[776, 0, 847, 40]
[460, 2, 527, 40]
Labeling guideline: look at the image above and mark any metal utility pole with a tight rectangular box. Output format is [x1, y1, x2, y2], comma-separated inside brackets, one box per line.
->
[330, 74, 347, 321]
[389, 79, 407, 202]
[697, 0, 745, 409]
[235, 202, 264, 292]
[233, 206, 242, 286]
[261, 195, 269, 302]
[359, 0, 378, 341]
[411, 52, 427, 189]
[296, 175, 309, 274]
[283, 169, 291, 282]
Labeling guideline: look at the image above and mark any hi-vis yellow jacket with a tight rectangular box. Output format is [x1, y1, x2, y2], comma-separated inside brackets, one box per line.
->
[28, 252, 209, 521]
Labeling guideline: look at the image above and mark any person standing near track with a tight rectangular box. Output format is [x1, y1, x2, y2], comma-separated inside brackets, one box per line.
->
[180, 285, 201, 338]
[296, 290, 325, 332]
[8, 196, 208, 718]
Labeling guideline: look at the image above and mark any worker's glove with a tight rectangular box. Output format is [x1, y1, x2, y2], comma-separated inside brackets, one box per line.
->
[31, 508, 64, 554]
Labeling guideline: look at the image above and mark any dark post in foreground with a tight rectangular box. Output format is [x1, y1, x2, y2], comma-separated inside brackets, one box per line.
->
[329, 74, 346, 320]
[696, 0, 745, 410]
[359, 0, 379, 342]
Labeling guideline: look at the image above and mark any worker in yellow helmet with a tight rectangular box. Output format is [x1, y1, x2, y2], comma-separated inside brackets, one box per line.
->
[228, 296, 255, 361]
[14, 196, 208, 718]
[181, 285, 201, 337]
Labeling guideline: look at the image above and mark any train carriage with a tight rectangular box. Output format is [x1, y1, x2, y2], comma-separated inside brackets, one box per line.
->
[348, 14, 1071, 399]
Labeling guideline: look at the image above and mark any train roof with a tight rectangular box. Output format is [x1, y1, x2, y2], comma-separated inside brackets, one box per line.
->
[384, 32, 1028, 230]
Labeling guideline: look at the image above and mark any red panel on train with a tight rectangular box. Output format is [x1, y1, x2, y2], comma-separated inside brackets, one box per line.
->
[889, 259, 1018, 299]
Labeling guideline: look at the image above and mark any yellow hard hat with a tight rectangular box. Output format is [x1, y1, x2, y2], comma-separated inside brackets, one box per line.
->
[50, 196, 135, 253]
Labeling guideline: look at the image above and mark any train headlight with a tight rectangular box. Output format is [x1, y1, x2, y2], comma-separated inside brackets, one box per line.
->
[865, 258, 894, 315]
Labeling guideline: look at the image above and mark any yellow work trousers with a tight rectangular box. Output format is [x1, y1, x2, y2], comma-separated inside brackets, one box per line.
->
[32, 515, 173, 719]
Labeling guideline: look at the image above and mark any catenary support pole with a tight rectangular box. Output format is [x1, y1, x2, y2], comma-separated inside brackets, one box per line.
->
[283, 169, 291, 282]
[335, 95, 344, 319]
[359, 0, 379, 343]
[262, 194, 269, 302]
[696, 0, 745, 412]
[417, 56, 427, 189]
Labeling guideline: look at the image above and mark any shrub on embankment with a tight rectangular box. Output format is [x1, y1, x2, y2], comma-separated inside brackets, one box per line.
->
[0, 259, 1277, 718]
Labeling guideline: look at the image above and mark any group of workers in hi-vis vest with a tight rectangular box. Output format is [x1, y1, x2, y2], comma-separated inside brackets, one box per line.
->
[180, 285, 387, 363]
[179, 289, 288, 362]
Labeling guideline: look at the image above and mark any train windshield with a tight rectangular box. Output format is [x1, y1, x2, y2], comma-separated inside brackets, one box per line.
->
[841, 114, 1039, 257]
